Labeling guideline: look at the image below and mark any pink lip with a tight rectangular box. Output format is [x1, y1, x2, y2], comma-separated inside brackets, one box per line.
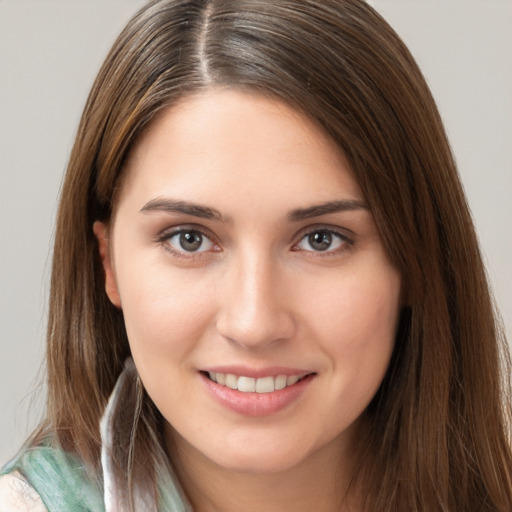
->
[200, 372, 315, 417]
[201, 365, 311, 379]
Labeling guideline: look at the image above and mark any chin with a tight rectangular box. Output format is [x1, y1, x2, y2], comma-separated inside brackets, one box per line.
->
[199, 433, 323, 475]
[213, 450, 308, 475]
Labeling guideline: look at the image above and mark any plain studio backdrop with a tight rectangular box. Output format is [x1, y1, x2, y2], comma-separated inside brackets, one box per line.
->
[0, 1, 511, 464]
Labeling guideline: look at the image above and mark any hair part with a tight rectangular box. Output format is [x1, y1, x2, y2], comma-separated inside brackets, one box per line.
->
[36, 1, 512, 510]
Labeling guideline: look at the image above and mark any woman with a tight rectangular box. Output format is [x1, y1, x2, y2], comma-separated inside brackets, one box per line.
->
[1, 0, 511, 510]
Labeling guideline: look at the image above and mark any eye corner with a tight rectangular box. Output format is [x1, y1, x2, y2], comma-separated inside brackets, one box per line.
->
[291, 226, 355, 257]
[155, 225, 222, 261]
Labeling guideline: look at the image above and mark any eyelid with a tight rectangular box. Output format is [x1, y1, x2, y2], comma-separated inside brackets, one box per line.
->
[154, 223, 354, 260]
[291, 225, 355, 254]
[155, 224, 221, 258]
[156, 223, 207, 240]
[169, 230, 214, 253]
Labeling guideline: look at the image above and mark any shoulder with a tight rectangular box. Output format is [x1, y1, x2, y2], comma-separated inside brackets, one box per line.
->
[0, 472, 47, 512]
[2, 444, 104, 511]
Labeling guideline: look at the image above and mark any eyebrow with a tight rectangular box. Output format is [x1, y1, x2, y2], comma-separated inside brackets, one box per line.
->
[287, 199, 368, 222]
[140, 197, 368, 223]
[140, 198, 229, 222]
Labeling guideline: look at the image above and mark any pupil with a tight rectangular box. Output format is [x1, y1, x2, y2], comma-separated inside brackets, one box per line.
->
[180, 231, 202, 251]
[309, 231, 332, 251]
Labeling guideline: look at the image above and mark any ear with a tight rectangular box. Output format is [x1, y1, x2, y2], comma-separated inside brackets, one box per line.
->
[93, 221, 122, 308]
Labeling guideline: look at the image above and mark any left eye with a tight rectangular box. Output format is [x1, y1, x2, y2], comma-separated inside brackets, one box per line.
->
[295, 230, 347, 252]
[167, 230, 214, 253]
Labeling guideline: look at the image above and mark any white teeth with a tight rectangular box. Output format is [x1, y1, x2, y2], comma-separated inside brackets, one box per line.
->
[286, 375, 299, 386]
[256, 376, 275, 393]
[237, 376, 256, 392]
[274, 375, 287, 390]
[207, 372, 307, 393]
[225, 374, 238, 389]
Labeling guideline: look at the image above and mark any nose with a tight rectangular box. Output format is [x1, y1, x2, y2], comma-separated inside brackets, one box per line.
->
[215, 252, 296, 350]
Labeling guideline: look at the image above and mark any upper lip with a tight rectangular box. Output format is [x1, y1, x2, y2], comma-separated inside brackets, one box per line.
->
[200, 365, 314, 379]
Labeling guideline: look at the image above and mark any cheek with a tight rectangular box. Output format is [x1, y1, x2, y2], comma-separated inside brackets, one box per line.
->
[306, 266, 400, 384]
[116, 265, 219, 413]
[115, 260, 216, 359]
[309, 272, 400, 430]
[310, 269, 399, 334]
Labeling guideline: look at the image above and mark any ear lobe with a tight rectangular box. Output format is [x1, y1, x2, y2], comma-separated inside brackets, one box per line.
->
[93, 221, 122, 308]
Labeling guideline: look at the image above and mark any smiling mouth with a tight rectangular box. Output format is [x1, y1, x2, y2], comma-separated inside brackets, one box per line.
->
[203, 371, 312, 393]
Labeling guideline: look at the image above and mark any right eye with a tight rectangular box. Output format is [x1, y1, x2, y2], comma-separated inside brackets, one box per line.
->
[165, 229, 215, 254]
[295, 230, 346, 252]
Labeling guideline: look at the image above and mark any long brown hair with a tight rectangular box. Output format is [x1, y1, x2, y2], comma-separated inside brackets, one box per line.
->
[37, 0, 512, 510]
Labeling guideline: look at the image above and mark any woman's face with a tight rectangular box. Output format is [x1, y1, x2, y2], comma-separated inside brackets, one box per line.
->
[95, 90, 401, 475]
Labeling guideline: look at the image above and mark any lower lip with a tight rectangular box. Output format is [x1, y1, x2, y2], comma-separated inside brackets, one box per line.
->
[200, 373, 315, 417]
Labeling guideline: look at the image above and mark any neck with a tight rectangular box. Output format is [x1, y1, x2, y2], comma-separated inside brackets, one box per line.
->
[166, 429, 361, 512]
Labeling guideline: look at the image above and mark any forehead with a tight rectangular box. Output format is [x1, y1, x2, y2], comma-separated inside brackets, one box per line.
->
[117, 89, 363, 213]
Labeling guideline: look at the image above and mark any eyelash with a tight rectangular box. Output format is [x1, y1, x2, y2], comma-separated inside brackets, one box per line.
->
[156, 226, 220, 260]
[292, 227, 354, 257]
[155, 225, 354, 260]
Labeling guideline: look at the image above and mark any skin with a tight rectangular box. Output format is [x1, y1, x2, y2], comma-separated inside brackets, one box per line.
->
[94, 90, 402, 512]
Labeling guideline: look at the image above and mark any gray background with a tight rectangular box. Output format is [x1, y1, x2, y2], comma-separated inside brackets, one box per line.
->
[1, 1, 511, 463]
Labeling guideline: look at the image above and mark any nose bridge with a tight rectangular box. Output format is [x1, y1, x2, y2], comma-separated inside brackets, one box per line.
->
[216, 247, 294, 349]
